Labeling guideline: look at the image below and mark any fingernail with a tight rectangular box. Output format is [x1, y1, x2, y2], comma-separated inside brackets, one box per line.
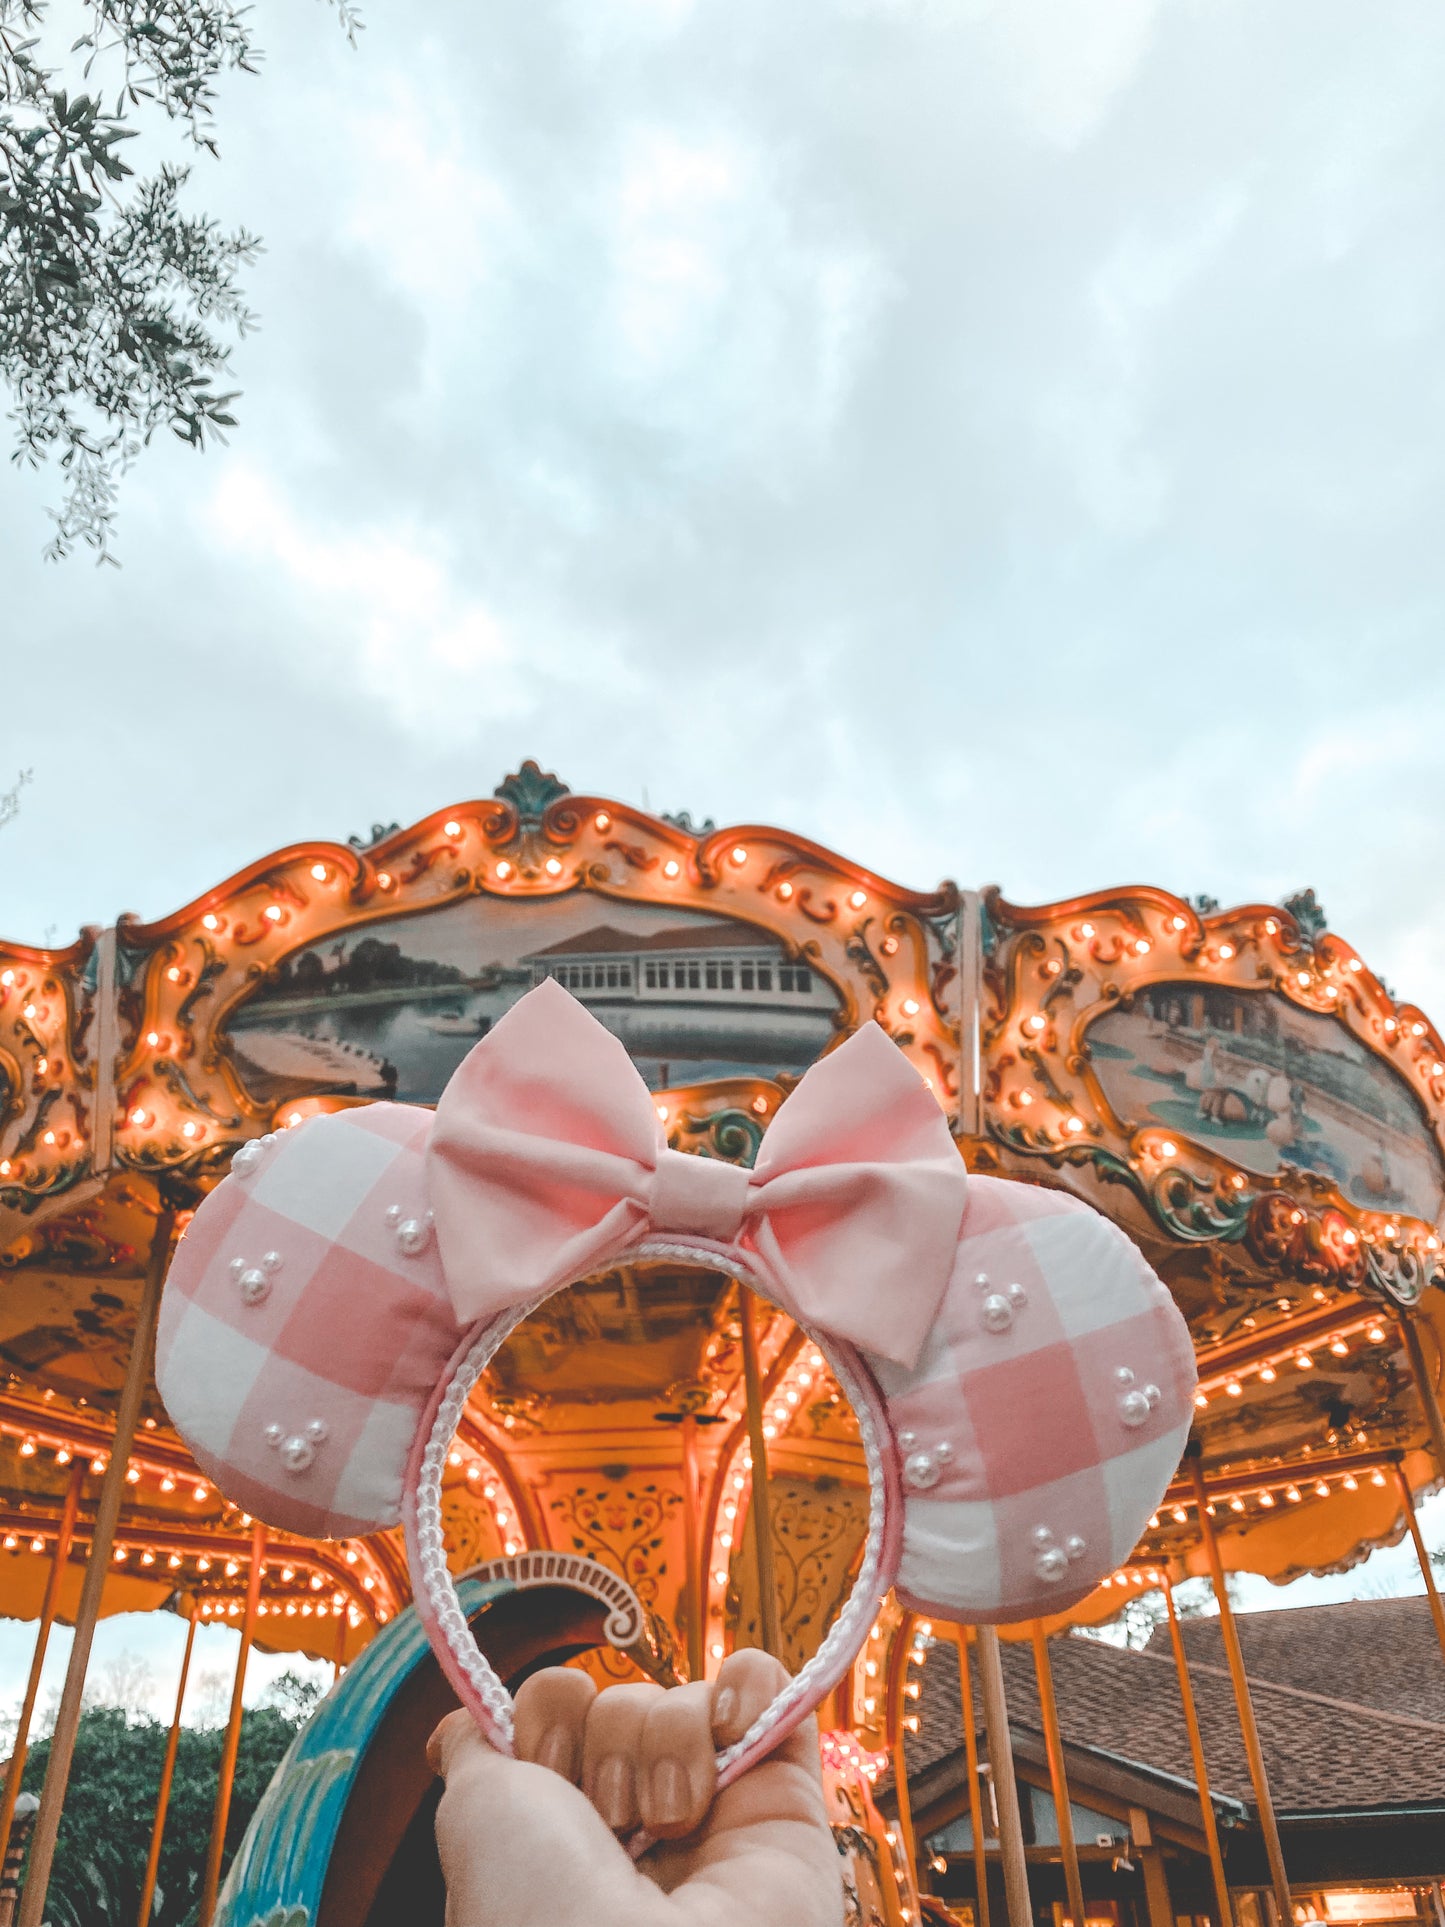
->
[651, 1759, 689, 1827]
[713, 1686, 737, 1735]
[538, 1724, 573, 1777]
[595, 1755, 633, 1830]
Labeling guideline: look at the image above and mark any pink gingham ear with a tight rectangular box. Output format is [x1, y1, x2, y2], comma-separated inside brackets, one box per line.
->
[865, 1175, 1196, 1625]
[156, 1104, 466, 1540]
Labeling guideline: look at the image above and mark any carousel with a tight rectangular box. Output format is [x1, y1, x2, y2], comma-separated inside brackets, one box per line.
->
[0, 763, 1442, 1927]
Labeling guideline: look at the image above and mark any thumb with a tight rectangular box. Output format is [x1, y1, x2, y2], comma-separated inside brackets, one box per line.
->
[429, 1712, 665, 1927]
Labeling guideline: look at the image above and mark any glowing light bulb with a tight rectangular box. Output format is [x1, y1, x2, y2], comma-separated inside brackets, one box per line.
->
[663, 859, 681, 879]
[544, 858, 563, 877]
[1259, 1365, 1277, 1384]
[444, 821, 461, 838]
[311, 862, 328, 881]
[202, 913, 219, 930]
[1218, 943, 1235, 960]
[901, 998, 920, 1017]
[495, 861, 512, 880]
[730, 846, 748, 866]
[594, 812, 611, 831]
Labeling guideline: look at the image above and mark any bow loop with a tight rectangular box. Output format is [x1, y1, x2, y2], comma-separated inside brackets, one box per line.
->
[426, 978, 967, 1371]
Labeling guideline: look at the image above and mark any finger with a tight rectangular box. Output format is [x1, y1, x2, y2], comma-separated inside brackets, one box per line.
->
[637, 1682, 717, 1839]
[515, 1666, 598, 1782]
[710, 1646, 794, 1751]
[431, 1706, 661, 1927]
[581, 1682, 665, 1832]
[427, 1706, 475, 1778]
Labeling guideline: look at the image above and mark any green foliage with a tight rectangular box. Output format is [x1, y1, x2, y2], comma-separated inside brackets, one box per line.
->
[0, 765, 30, 830]
[22, 1696, 306, 1927]
[0, 0, 359, 562]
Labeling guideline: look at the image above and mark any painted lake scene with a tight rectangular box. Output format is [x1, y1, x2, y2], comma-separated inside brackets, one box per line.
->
[1086, 981, 1445, 1224]
[223, 894, 842, 1105]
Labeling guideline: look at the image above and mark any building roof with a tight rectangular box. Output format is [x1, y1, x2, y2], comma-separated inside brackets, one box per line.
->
[1145, 1595, 1445, 1729]
[903, 1598, 1445, 1820]
[523, 920, 782, 961]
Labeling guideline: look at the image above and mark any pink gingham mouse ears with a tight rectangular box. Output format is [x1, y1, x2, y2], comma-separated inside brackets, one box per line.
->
[157, 980, 1195, 1783]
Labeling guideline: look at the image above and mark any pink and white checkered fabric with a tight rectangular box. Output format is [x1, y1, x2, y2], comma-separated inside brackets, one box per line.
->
[157, 1104, 466, 1539]
[157, 982, 1195, 1765]
[875, 1174, 1196, 1623]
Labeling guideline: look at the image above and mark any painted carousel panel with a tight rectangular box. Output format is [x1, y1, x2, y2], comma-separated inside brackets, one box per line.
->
[1086, 982, 1445, 1226]
[222, 896, 843, 1108]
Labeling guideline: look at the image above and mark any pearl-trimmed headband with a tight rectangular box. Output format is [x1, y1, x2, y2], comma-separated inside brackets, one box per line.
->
[157, 982, 1196, 1777]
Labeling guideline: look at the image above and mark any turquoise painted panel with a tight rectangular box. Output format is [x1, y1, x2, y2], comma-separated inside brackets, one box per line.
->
[216, 1581, 505, 1927]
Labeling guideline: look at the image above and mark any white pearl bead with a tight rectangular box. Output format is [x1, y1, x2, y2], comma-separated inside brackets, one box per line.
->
[396, 1217, 430, 1256]
[1034, 1545, 1069, 1583]
[981, 1294, 1015, 1334]
[1119, 1389, 1151, 1428]
[238, 1267, 270, 1306]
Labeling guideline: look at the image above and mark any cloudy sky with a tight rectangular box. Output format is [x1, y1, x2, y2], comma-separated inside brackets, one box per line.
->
[2, 0, 1443, 1011]
[3, 0, 1445, 1703]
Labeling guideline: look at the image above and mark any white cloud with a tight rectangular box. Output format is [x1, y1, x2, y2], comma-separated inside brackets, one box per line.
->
[204, 464, 533, 740]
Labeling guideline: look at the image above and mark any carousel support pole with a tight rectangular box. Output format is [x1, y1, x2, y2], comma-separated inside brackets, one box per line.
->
[951, 1629, 991, 1927]
[889, 1616, 920, 1886]
[891, 1728, 920, 1894]
[1030, 1623, 1087, 1927]
[1398, 1309, 1445, 1483]
[17, 1204, 176, 1927]
[975, 1627, 1032, 1927]
[333, 1604, 348, 1685]
[0, 1461, 85, 1871]
[198, 1520, 266, 1927]
[680, 1413, 704, 1683]
[738, 1285, 782, 1660]
[1189, 1456, 1291, 1927]
[1392, 1459, 1445, 1668]
[1162, 1577, 1234, 1927]
[136, 1602, 200, 1927]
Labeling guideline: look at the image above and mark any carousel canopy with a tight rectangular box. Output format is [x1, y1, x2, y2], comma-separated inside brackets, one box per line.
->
[1, 764, 1441, 1679]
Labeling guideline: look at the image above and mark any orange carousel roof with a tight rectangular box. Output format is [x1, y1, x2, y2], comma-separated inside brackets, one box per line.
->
[0, 765, 1441, 1690]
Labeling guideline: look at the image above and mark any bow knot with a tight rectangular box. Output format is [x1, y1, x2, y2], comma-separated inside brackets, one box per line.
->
[425, 978, 968, 1370]
[652, 1148, 752, 1243]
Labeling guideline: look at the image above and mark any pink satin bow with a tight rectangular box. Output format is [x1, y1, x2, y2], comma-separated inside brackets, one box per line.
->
[426, 977, 968, 1371]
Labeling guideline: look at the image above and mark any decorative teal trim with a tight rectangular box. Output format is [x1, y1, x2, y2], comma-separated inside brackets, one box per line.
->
[217, 1580, 507, 1927]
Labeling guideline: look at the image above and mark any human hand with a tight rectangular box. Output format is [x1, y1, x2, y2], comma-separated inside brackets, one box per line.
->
[428, 1647, 842, 1927]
